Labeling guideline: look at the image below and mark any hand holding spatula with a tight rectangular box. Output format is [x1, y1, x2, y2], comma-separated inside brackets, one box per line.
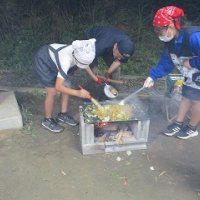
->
[79, 86, 104, 110]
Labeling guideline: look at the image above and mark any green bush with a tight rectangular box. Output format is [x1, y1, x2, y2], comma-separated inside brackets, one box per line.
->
[1, 0, 198, 76]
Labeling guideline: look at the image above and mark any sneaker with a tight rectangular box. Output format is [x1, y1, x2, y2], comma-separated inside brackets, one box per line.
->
[162, 122, 182, 136]
[176, 125, 198, 139]
[56, 112, 79, 126]
[42, 118, 64, 133]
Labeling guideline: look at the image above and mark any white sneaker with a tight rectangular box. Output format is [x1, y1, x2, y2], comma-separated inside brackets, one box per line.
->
[176, 125, 198, 139]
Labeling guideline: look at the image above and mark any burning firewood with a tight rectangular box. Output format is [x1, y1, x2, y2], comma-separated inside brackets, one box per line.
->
[95, 122, 133, 144]
[99, 133, 107, 142]
[115, 131, 124, 144]
[115, 130, 133, 144]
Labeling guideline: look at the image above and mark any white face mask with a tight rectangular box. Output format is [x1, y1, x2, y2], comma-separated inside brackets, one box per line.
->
[158, 28, 174, 42]
[159, 35, 174, 42]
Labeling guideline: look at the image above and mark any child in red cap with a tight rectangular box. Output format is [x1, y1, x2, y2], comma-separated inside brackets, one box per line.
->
[144, 6, 200, 139]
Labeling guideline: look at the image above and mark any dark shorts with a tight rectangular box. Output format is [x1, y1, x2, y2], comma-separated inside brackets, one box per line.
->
[182, 84, 200, 100]
[34, 45, 58, 87]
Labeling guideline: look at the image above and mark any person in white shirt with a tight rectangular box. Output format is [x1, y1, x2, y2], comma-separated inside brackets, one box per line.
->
[34, 39, 96, 133]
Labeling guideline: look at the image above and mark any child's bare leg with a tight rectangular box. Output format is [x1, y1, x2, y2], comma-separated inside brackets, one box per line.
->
[44, 87, 57, 118]
[189, 100, 200, 126]
[176, 97, 191, 123]
[60, 93, 69, 113]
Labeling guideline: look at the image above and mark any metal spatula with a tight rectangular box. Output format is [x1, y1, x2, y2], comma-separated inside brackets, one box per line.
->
[79, 85, 104, 109]
[119, 86, 145, 105]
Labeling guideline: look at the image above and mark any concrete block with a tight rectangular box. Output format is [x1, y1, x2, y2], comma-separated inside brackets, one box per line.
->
[0, 91, 23, 130]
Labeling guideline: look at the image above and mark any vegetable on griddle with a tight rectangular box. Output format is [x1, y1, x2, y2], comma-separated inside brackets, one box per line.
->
[84, 104, 133, 123]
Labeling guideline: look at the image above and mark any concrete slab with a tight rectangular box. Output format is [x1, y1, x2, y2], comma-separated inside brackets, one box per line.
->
[0, 91, 23, 130]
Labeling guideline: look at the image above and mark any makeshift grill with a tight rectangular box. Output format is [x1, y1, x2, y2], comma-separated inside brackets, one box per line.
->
[79, 99, 150, 155]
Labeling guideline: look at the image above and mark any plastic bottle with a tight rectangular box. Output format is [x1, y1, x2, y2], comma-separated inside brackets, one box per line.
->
[173, 79, 183, 101]
[173, 79, 183, 94]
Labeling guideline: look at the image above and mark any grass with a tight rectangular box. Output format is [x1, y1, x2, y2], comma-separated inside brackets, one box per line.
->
[0, 0, 182, 77]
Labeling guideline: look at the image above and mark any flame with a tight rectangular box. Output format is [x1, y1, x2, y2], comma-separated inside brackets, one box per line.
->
[94, 122, 108, 128]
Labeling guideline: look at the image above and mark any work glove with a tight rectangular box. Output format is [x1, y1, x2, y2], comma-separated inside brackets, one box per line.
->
[96, 76, 104, 85]
[105, 72, 111, 80]
[143, 77, 154, 88]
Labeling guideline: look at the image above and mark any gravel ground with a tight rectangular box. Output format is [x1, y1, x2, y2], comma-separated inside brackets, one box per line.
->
[0, 70, 199, 200]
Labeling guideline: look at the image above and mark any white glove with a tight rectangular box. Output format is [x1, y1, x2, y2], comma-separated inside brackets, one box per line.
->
[143, 77, 154, 88]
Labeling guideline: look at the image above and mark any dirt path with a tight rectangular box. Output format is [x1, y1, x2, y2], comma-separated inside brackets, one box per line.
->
[0, 92, 200, 200]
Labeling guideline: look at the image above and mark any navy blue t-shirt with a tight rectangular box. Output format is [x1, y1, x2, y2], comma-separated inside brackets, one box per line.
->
[84, 26, 132, 63]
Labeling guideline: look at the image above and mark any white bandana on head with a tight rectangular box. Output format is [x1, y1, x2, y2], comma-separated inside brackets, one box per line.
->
[72, 38, 96, 69]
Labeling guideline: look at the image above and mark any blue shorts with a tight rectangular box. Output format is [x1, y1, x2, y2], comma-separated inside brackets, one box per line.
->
[182, 84, 200, 100]
[34, 45, 58, 87]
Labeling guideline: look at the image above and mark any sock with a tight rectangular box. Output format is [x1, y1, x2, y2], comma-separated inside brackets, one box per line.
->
[188, 124, 197, 131]
[60, 112, 68, 115]
[175, 121, 183, 126]
[44, 117, 52, 121]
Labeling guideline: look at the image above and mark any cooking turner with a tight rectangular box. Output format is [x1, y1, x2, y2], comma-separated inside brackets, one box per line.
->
[88, 96, 103, 109]
[119, 86, 145, 105]
[79, 86, 104, 110]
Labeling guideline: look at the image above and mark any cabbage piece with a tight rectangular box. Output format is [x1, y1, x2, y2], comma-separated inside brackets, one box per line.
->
[84, 104, 133, 122]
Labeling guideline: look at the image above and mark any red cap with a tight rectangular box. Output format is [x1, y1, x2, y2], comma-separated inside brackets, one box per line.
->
[153, 6, 185, 30]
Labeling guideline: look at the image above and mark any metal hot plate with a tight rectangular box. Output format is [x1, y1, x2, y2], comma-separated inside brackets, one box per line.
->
[81, 99, 149, 124]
